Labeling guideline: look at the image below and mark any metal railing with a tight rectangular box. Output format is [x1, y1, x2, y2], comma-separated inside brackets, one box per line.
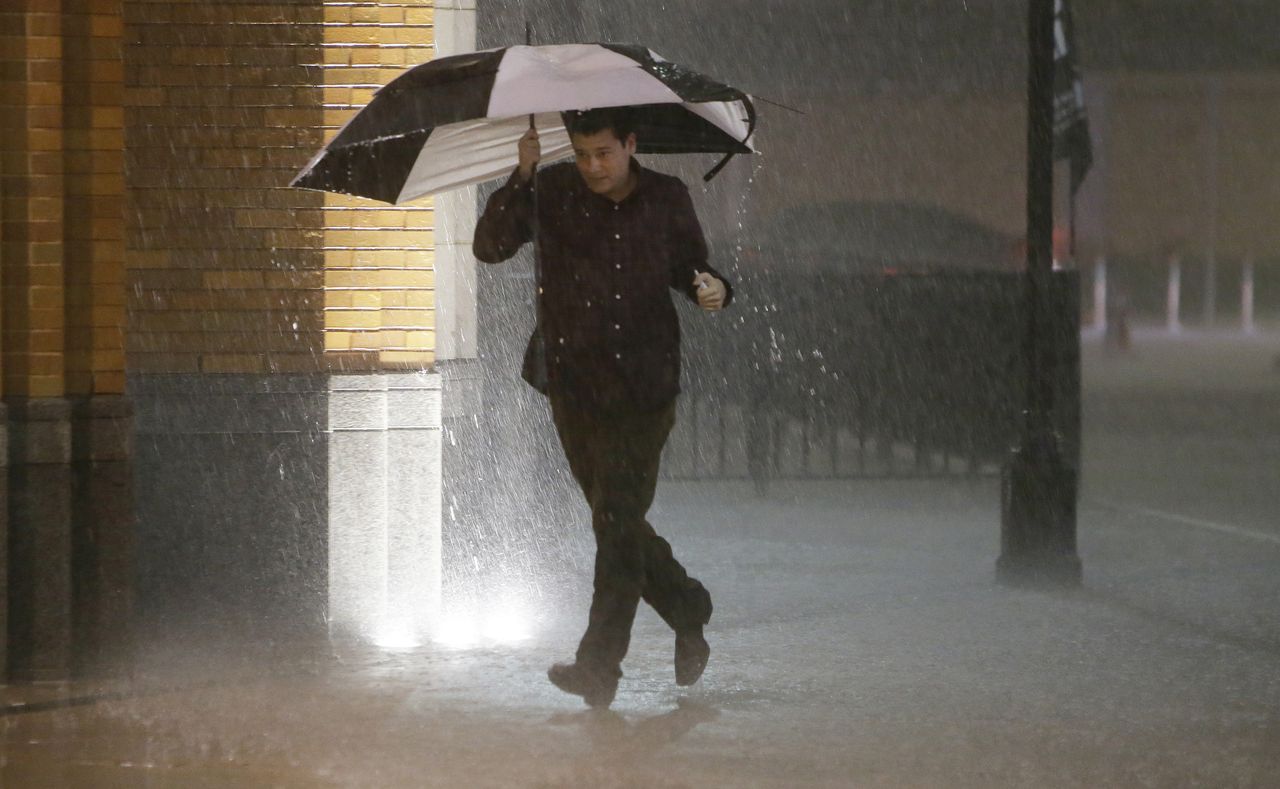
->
[662, 270, 1080, 489]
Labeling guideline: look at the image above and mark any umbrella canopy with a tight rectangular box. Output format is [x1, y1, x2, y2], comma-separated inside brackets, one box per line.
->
[291, 43, 756, 204]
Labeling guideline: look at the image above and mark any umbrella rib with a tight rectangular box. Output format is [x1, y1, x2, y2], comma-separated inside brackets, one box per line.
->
[753, 94, 806, 115]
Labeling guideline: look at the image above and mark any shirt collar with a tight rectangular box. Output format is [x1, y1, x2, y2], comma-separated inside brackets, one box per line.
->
[626, 158, 648, 196]
[577, 158, 649, 207]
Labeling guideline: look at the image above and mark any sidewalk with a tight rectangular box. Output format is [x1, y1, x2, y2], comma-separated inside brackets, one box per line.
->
[4, 331, 1279, 787]
[4, 475, 1278, 787]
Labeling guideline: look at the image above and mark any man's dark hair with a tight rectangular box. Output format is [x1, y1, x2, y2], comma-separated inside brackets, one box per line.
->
[566, 107, 636, 142]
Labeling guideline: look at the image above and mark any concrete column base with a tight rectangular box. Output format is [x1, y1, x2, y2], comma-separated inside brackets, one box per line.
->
[997, 437, 1083, 590]
[6, 397, 74, 682]
[70, 395, 135, 678]
[327, 371, 443, 645]
[130, 371, 443, 649]
[0, 402, 8, 678]
[130, 373, 330, 641]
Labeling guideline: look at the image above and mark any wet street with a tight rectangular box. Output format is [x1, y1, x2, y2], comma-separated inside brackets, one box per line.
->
[4, 332, 1279, 787]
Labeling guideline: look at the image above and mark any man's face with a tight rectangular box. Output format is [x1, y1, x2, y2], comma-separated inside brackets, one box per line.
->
[571, 129, 637, 199]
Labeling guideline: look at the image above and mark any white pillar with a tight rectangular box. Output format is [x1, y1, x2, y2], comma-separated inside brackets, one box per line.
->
[432, 187, 479, 361]
[385, 373, 443, 643]
[327, 376, 390, 642]
[1093, 257, 1107, 332]
[423, 2, 479, 648]
[1166, 254, 1182, 334]
[1241, 257, 1256, 335]
[328, 373, 443, 646]
[432, 0, 479, 362]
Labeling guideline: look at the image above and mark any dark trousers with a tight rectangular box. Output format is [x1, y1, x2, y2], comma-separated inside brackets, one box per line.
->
[549, 395, 710, 677]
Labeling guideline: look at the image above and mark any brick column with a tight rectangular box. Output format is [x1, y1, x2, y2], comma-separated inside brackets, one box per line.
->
[124, 0, 330, 639]
[2, 0, 72, 681]
[126, 2, 444, 645]
[63, 0, 126, 397]
[3, 0, 131, 681]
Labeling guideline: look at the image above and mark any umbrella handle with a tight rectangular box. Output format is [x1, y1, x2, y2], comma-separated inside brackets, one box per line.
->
[525, 22, 536, 132]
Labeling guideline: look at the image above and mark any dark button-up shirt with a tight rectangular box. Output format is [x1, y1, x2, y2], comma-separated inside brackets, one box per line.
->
[473, 159, 734, 413]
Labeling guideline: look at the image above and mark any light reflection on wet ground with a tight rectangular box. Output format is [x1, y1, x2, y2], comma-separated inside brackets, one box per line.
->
[7, 476, 1280, 787]
[4, 334, 1279, 786]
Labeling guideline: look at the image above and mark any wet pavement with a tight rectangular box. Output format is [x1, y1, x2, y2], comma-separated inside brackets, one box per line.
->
[4, 332, 1279, 787]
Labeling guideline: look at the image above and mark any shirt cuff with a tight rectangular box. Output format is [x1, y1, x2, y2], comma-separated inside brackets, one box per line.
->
[505, 166, 534, 191]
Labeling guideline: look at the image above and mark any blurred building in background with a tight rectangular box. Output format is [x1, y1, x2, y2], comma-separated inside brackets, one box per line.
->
[711, 0, 1280, 325]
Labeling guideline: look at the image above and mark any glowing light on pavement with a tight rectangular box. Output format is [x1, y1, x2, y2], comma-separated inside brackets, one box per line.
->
[432, 600, 534, 649]
[372, 618, 423, 650]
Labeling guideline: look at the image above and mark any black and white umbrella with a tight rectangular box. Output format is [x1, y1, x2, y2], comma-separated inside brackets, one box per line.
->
[290, 43, 756, 204]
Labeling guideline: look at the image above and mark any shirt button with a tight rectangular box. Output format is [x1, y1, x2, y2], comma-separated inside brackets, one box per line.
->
[613, 205, 619, 211]
[615, 353, 622, 359]
[614, 293, 621, 299]
[615, 263, 621, 269]
[613, 323, 621, 330]
[614, 233, 621, 240]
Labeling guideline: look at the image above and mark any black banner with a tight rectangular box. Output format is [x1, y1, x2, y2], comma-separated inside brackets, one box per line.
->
[1053, 0, 1093, 195]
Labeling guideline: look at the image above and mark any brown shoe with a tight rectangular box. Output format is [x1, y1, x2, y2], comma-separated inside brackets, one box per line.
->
[674, 628, 710, 686]
[547, 662, 618, 708]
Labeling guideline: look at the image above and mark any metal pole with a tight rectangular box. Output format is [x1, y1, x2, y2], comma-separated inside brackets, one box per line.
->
[1242, 256, 1255, 335]
[1093, 257, 1107, 333]
[1026, 0, 1053, 435]
[1167, 253, 1182, 334]
[1204, 78, 1221, 329]
[525, 22, 549, 392]
[997, 0, 1082, 588]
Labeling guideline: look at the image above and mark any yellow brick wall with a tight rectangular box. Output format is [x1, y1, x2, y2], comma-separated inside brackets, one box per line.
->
[125, 1, 436, 376]
[2, 2, 64, 399]
[125, 1, 327, 374]
[321, 2, 436, 369]
[1, 0, 125, 399]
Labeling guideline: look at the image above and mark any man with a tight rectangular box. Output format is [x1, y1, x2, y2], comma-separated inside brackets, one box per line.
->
[473, 107, 733, 708]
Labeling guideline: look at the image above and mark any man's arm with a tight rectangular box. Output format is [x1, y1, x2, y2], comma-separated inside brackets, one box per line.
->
[473, 170, 534, 263]
[473, 128, 541, 263]
[668, 183, 734, 310]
